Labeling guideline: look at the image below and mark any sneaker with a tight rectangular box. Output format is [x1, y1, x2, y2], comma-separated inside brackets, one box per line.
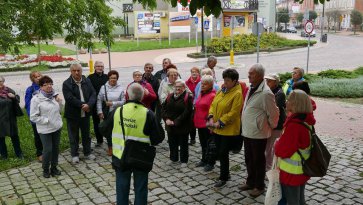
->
[72, 156, 80, 164]
[180, 163, 187, 168]
[204, 164, 215, 172]
[189, 140, 196, 145]
[248, 188, 264, 198]
[50, 167, 61, 177]
[107, 147, 113, 156]
[37, 155, 43, 163]
[214, 180, 227, 188]
[238, 184, 253, 191]
[195, 161, 206, 167]
[167, 160, 178, 165]
[43, 169, 50, 178]
[95, 142, 103, 147]
[84, 154, 96, 160]
[231, 149, 240, 154]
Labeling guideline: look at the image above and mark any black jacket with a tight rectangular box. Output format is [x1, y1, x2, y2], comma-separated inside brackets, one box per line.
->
[99, 101, 164, 168]
[62, 75, 96, 120]
[142, 73, 160, 96]
[161, 91, 193, 136]
[87, 72, 108, 95]
[0, 87, 20, 138]
[272, 86, 286, 130]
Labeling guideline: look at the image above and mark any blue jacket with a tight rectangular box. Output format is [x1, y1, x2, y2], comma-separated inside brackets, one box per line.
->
[25, 83, 40, 116]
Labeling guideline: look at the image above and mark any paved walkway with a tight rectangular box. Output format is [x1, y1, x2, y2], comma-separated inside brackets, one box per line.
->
[0, 98, 362, 205]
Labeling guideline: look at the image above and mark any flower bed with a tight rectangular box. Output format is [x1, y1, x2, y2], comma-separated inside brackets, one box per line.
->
[0, 54, 86, 72]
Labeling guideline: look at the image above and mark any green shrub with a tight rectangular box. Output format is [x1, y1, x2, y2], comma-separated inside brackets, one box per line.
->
[207, 33, 314, 53]
[317, 69, 359, 79]
[353, 67, 363, 75]
[310, 77, 363, 98]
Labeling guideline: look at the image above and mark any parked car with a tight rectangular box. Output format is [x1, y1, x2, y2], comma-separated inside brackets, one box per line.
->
[301, 30, 316, 37]
[283, 26, 297, 33]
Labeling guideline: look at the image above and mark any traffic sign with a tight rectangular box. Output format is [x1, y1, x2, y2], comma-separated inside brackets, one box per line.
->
[304, 21, 314, 34]
[194, 17, 198, 25]
[204, 20, 210, 30]
[252, 22, 264, 35]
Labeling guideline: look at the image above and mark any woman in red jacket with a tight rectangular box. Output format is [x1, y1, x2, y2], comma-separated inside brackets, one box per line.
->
[126, 70, 157, 109]
[186, 67, 201, 145]
[193, 75, 216, 171]
[275, 90, 316, 205]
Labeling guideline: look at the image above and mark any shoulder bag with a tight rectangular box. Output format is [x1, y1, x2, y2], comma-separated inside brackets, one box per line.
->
[102, 86, 110, 118]
[119, 106, 156, 172]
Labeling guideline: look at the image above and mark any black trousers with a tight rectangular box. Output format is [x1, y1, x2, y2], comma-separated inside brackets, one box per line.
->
[91, 109, 103, 144]
[189, 126, 196, 141]
[214, 134, 238, 181]
[167, 130, 189, 163]
[39, 129, 61, 170]
[31, 123, 43, 157]
[0, 135, 22, 158]
[67, 117, 91, 157]
[244, 137, 267, 190]
[198, 128, 214, 165]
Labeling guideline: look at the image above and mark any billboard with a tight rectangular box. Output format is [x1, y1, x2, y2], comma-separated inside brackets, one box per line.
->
[169, 12, 191, 33]
[137, 12, 161, 34]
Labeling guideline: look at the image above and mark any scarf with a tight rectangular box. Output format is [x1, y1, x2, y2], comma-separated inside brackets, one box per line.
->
[40, 89, 54, 99]
[0, 86, 9, 98]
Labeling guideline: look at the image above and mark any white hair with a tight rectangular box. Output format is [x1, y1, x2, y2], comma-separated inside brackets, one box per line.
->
[70, 63, 82, 70]
[127, 83, 144, 102]
[174, 79, 186, 87]
[201, 75, 214, 84]
[201, 68, 213, 76]
[250, 63, 265, 77]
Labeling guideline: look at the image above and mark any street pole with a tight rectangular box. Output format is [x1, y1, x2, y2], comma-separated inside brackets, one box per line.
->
[306, 34, 311, 74]
[107, 38, 111, 72]
[201, 7, 205, 53]
[320, 2, 325, 42]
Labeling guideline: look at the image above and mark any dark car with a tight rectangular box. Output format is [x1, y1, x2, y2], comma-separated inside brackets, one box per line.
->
[283, 26, 297, 33]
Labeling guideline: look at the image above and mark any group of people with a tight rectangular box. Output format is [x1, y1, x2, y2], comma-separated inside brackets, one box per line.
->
[0, 55, 316, 205]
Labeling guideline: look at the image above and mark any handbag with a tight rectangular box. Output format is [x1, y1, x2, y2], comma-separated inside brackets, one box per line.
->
[13, 94, 24, 117]
[297, 123, 331, 177]
[102, 86, 110, 118]
[119, 106, 156, 172]
[265, 156, 282, 205]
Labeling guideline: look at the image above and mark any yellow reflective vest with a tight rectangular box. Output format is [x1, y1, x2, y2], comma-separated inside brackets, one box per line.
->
[112, 103, 150, 159]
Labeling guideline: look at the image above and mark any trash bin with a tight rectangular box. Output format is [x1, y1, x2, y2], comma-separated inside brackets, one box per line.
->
[321, 34, 328, 43]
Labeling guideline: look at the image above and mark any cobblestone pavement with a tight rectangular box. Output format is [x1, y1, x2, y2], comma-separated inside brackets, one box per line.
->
[0, 126, 362, 204]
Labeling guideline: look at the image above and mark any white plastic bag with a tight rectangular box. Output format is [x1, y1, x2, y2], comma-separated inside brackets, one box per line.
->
[265, 156, 282, 205]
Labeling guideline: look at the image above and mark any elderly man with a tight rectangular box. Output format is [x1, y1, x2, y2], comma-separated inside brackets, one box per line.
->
[282, 67, 305, 96]
[88, 61, 108, 147]
[264, 73, 286, 171]
[240, 64, 279, 197]
[155, 58, 172, 83]
[204, 56, 220, 82]
[142, 63, 160, 112]
[63, 64, 96, 163]
[100, 83, 164, 205]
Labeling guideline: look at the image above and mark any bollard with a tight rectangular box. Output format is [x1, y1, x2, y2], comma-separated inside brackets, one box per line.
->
[230, 50, 234, 65]
[89, 59, 94, 74]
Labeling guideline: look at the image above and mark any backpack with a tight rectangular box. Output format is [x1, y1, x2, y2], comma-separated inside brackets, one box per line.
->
[297, 122, 331, 177]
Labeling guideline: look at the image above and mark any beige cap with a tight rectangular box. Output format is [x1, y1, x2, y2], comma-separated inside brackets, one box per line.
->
[264, 73, 280, 83]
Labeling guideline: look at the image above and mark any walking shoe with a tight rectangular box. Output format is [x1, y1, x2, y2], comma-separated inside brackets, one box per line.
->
[37, 155, 43, 163]
[248, 188, 264, 198]
[84, 154, 96, 160]
[195, 161, 206, 167]
[238, 184, 253, 191]
[43, 169, 50, 178]
[167, 160, 178, 165]
[72, 156, 80, 164]
[214, 180, 227, 188]
[50, 167, 61, 177]
[95, 142, 103, 147]
[189, 140, 196, 145]
[204, 164, 215, 172]
[107, 147, 113, 156]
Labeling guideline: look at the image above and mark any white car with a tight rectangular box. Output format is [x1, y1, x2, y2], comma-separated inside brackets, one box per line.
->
[301, 30, 316, 37]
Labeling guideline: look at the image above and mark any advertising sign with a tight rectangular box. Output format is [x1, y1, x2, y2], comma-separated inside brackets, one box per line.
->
[224, 16, 231, 27]
[169, 12, 192, 33]
[137, 12, 161, 34]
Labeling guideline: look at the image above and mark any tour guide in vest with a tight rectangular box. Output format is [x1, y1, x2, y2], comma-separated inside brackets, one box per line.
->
[100, 83, 164, 205]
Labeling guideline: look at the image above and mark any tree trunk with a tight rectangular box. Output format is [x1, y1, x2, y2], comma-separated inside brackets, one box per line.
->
[37, 37, 41, 67]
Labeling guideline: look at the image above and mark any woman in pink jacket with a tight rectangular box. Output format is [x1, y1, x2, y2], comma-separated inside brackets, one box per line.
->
[193, 75, 216, 172]
[126, 70, 157, 109]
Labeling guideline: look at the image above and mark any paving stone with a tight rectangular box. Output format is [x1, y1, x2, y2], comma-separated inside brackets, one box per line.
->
[92, 196, 109, 204]
[41, 200, 57, 205]
[39, 196, 54, 202]
[54, 194, 72, 201]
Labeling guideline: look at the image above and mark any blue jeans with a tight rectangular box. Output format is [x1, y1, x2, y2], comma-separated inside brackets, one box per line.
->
[278, 183, 306, 205]
[115, 168, 148, 205]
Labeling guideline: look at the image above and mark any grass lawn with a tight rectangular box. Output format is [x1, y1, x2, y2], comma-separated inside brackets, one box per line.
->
[94, 38, 209, 52]
[15, 44, 76, 56]
[0, 111, 90, 172]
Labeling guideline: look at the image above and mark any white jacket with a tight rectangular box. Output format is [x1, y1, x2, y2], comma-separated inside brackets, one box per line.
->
[97, 82, 125, 114]
[30, 92, 63, 134]
[241, 80, 279, 139]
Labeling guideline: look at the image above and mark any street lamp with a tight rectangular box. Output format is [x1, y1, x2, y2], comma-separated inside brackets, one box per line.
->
[320, 2, 325, 42]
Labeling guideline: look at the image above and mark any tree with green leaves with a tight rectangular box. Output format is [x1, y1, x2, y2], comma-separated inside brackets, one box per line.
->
[0, 1, 21, 54]
[309, 10, 318, 21]
[277, 8, 290, 31]
[297, 13, 304, 27]
[351, 10, 363, 34]
[330, 10, 342, 32]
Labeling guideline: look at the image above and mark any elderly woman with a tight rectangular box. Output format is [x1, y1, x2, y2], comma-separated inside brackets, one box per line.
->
[283, 67, 305, 96]
[186, 67, 201, 145]
[158, 68, 179, 104]
[161, 79, 193, 167]
[207, 68, 243, 188]
[275, 90, 315, 205]
[194, 68, 220, 104]
[194, 75, 216, 171]
[25, 71, 43, 162]
[0, 75, 23, 159]
[126, 70, 157, 109]
[97, 70, 125, 155]
[30, 76, 63, 178]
